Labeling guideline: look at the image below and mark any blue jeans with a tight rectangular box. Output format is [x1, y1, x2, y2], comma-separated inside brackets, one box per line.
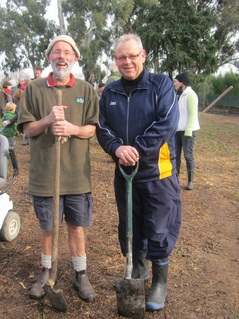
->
[174, 131, 196, 173]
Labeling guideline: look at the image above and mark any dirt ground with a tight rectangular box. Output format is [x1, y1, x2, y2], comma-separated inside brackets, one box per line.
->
[0, 111, 238, 319]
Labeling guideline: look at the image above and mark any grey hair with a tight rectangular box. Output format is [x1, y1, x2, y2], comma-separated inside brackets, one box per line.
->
[114, 34, 143, 52]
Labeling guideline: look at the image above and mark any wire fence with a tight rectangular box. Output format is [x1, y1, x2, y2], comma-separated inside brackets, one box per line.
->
[199, 95, 239, 108]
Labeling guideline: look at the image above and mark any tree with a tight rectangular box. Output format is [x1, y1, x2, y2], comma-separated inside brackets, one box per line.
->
[0, 0, 239, 81]
[210, 72, 239, 95]
[214, 0, 239, 69]
[0, 0, 58, 72]
[137, 0, 219, 76]
[137, 0, 239, 77]
[62, 0, 158, 83]
[62, 0, 114, 83]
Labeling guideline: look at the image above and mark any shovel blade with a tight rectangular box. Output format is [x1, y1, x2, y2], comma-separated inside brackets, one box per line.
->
[115, 277, 145, 318]
[44, 284, 68, 312]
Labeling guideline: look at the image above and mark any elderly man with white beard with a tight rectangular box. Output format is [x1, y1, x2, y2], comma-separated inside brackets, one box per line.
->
[17, 35, 99, 302]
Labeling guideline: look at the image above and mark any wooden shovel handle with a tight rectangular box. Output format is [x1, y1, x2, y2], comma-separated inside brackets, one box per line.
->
[51, 89, 62, 283]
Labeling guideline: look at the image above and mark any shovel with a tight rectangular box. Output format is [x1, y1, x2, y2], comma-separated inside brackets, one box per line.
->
[43, 89, 68, 312]
[115, 161, 145, 318]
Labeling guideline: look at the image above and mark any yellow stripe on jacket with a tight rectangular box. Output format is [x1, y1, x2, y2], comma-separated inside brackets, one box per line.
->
[159, 143, 173, 179]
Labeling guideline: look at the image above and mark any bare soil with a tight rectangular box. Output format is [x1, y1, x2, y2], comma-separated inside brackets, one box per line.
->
[0, 111, 238, 319]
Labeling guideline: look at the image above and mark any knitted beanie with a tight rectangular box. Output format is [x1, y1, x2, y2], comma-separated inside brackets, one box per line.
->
[175, 72, 190, 86]
[45, 35, 80, 59]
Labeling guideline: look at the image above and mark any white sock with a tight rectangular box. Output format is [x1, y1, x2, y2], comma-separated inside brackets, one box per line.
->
[41, 253, 52, 269]
[72, 254, 87, 272]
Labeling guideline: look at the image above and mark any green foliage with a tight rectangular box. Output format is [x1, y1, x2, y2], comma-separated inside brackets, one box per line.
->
[63, 0, 158, 83]
[214, 0, 239, 66]
[0, 0, 239, 83]
[63, 0, 112, 83]
[190, 74, 214, 107]
[139, 0, 219, 75]
[0, 0, 58, 72]
[210, 73, 239, 95]
[188, 72, 239, 108]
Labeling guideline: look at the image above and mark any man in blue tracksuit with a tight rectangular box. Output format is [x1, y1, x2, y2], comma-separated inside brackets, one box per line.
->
[96, 34, 182, 311]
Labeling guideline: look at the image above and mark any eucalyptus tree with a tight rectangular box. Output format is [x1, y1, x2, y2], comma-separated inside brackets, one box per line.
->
[0, 0, 58, 72]
[62, 0, 114, 83]
[62, 0, 159, 83]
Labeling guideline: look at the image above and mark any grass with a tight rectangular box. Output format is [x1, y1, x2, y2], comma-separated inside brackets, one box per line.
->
[197, 113, 239, 155]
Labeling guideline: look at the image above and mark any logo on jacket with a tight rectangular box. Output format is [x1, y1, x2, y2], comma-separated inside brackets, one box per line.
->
[110, 101, 116, 106]
[76, 97, 84, 104]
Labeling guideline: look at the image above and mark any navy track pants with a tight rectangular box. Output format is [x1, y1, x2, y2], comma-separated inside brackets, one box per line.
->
[114, 174, 182, 261]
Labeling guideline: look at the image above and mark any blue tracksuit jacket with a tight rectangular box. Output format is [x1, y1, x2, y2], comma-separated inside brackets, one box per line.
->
[96, 69, 179, 182]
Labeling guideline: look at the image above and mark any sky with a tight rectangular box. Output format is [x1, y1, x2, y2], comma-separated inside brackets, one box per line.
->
[45, 0, 59, 22]
[0, 0, 58, 19]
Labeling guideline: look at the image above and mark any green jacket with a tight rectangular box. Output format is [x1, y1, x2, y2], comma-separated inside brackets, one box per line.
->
[2, 110, 17, 137]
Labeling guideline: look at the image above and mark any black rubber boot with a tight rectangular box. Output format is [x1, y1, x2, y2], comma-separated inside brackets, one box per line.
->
[73, 270, 95, 302]
[186, 171, 194, 190]
[29, 267, 50, 299]
[146, 261, 168, 311]
[131, 251, 150, 280]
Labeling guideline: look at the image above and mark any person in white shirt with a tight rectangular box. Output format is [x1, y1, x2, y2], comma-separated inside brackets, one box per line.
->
[173, 72, 200, 190]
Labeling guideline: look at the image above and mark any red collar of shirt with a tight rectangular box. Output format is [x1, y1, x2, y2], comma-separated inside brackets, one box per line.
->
[46, 72, 75, 87]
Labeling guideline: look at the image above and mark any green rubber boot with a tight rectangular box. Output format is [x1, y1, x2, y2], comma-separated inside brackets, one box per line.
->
[146, 261, 168, 311]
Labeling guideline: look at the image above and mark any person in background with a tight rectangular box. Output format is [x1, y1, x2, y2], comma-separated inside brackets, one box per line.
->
[0, 81, 12, 118]
[20, 77, 31, 91]
[97, 33, 181, 312]
[105, 62, 121, 86]
[17, 34, 99, 302]
[33, 66, 43, 79]
[2, 89, 23, 132]
[1, 102, 17, 149]
[16, 76, 26, 90]
[19, 79, 31, 145]
[96, 83, 105, 97]
[9, 79, 18, 96]
[173, 72, 200, 190]
[13, 88, 23, 114]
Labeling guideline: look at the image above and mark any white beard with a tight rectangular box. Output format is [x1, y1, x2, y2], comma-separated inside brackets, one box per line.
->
[51, 60, 75, 79]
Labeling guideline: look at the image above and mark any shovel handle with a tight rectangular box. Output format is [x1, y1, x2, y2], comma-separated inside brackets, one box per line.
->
[118, 161, 139, 182]
[119, 161, 139, 279]
[51, 89, 62, 283]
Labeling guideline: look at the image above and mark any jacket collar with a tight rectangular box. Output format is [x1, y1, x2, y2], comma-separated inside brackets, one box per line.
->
[110, 69, 150, 92]
[181, 86, 192, 95]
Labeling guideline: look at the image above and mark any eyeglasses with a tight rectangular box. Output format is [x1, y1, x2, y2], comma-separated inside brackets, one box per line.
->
[116, 51, 142, 62]
[51, 50, 76, 57]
